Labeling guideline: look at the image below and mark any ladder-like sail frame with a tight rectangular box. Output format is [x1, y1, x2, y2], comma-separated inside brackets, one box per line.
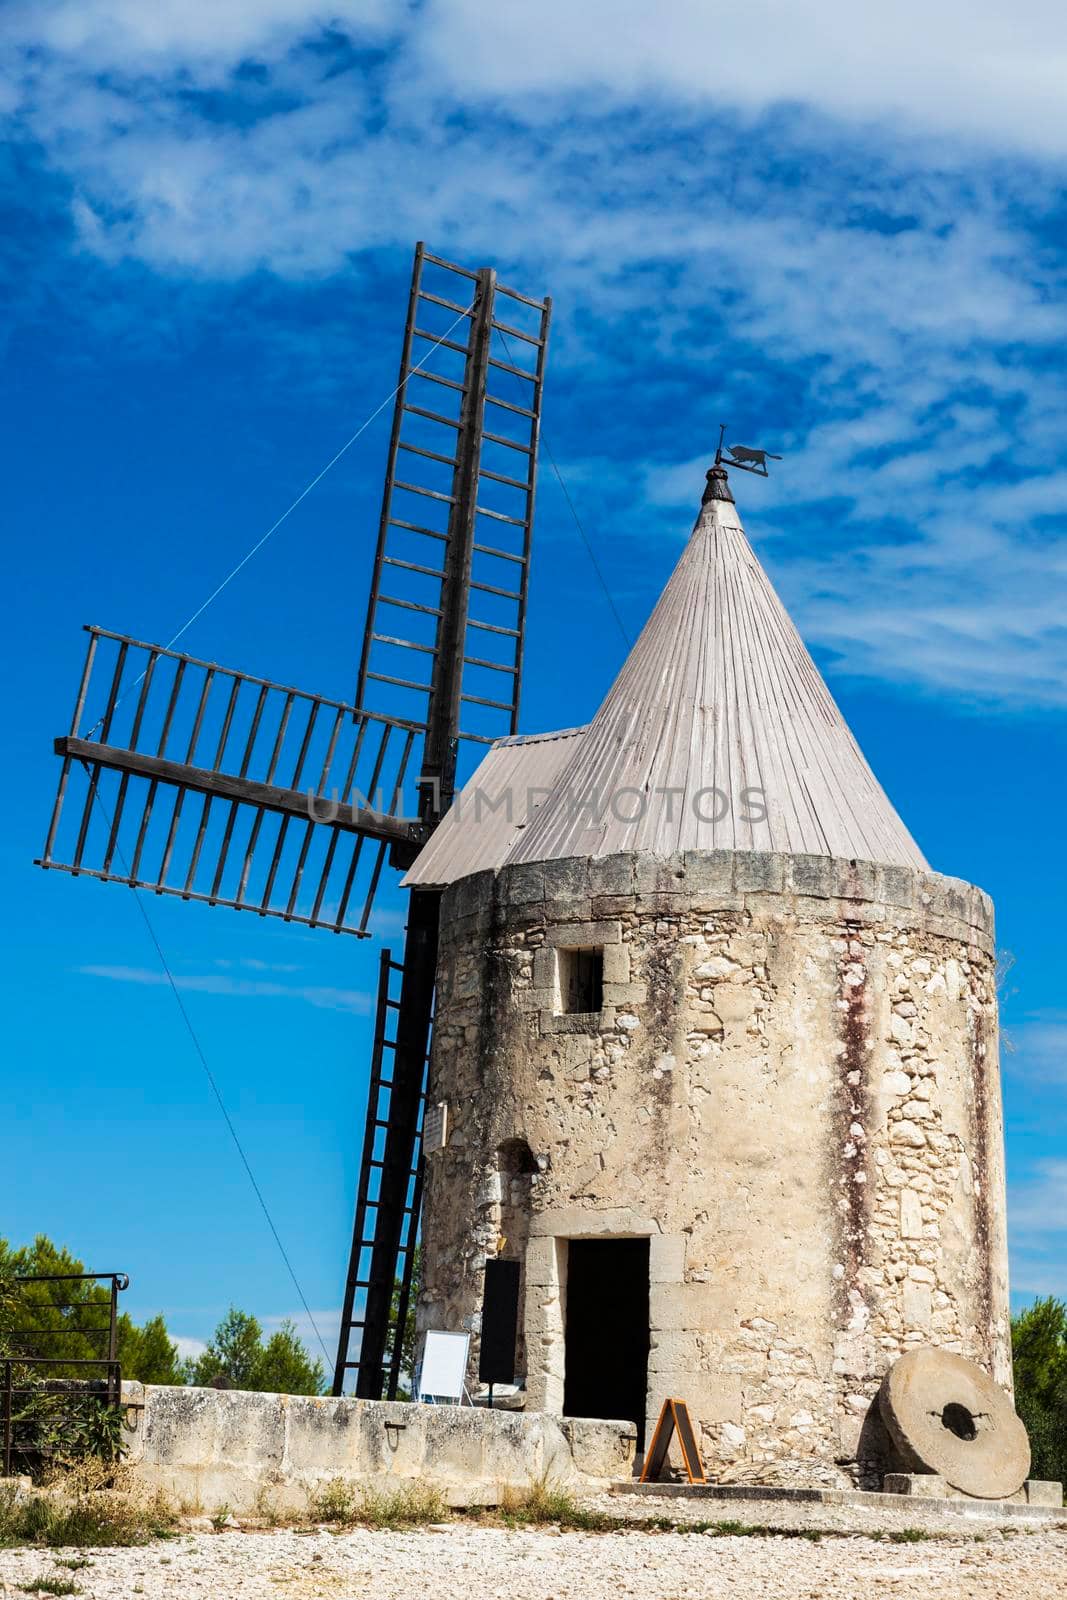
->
[36, 243, 553, 1401]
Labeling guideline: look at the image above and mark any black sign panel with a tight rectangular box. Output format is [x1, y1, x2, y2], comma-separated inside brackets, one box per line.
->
[479, 1257, 521, 1385]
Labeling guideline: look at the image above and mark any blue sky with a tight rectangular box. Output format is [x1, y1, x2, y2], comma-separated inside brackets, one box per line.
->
[4, 1, 1067, 1362]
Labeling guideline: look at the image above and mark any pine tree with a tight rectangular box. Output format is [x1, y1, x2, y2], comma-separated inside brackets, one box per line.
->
[0, 1234, 184, 1383]
[190, 1308, 323, 1394]
[1011, 1297, 1067, 1485]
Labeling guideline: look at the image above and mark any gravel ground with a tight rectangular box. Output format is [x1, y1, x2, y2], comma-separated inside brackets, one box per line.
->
[3, 1522, 1067, 1600]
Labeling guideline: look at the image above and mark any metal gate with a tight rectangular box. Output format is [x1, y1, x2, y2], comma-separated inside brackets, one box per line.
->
[1, 1272, 127, 1476]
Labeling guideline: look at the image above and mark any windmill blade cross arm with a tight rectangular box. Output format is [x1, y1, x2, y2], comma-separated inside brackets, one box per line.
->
[38, 627, 425, 936]
[53, 737, 424, 852]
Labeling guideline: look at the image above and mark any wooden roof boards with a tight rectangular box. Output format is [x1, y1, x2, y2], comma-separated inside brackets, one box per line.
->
[402, 726, 584, 889]
[403, 476, 926, 887]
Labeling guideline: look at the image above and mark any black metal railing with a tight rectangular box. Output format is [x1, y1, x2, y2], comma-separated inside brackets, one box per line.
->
[1, 1272, 128, 1476]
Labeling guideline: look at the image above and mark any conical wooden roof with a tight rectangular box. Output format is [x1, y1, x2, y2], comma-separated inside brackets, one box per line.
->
[506, 470, 926, 870]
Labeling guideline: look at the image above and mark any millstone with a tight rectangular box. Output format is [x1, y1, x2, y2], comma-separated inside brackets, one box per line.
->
[878, 1347, 1030, 1499]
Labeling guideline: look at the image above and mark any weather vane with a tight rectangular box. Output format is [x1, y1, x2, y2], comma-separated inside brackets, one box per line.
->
[714, 422, 782, 477]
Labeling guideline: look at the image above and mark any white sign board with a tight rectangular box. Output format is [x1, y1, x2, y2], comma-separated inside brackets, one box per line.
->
[423, 1101, 448, 1155]
[418, 1330, 469, 1402]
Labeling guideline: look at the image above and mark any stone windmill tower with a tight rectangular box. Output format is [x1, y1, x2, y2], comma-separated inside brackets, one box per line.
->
[404, 463, 1010, 1488]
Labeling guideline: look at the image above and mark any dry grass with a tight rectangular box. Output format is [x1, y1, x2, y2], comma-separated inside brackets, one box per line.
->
[496, 1478, 616, 1531]
[0, 1463, 176, 1550]
[16, 1578, 82, 1596]
[308, 1478, 446, 1530]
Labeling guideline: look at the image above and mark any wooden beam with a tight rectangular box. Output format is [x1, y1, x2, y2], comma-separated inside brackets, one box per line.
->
[55, 737, 425, 851]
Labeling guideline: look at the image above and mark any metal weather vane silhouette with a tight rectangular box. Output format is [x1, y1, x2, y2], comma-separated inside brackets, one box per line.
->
[715, 422, 782, 477]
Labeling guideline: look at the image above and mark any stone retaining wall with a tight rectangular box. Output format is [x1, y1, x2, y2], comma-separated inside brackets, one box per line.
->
[118, 1383, 636, 1512]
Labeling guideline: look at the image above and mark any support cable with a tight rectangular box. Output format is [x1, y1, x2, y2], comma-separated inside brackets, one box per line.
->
[493, 328, 631, 648]
[79, 763, 333, 1368]
[87, 300, 476, 737]
[540, 434, 631, 649]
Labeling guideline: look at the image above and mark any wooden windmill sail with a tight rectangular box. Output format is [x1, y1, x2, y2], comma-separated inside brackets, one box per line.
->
[37, 243, 553, 1400]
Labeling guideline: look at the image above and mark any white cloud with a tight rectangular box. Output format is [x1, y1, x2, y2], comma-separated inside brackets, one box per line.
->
[8, 0, 394, 73]
[415, 0, 1067, 157]
[1008, 1157, 1067, 1298]
[1003, 1015, 1067, 1085]
[213, 957, 303, 973]
[5, 5, 1067, 708]
[78, 963, 370, 1014]
[11, 2, 1067, 155]
[172, 1334, 207, 1360]
[1010, 1159, 1067, 1235]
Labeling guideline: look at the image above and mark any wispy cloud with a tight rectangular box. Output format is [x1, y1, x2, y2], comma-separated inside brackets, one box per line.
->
[10, 1, 1067, 157]
[416, 1, 1067, 159]
[5, 3, 1067, 715]
[78, 964, 370, 1014]
[171, 1333, 207, 1361]
[1009, 1157, 1067, 1298]
[6, 0, 396, 75]
[1004, 1013, 1067, 1086]
[212, 957, 303, 974]
[1010, 1159, 1067, 1235]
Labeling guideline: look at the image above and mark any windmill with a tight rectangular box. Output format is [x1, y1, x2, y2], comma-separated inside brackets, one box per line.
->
[36, 243, 553, 1402]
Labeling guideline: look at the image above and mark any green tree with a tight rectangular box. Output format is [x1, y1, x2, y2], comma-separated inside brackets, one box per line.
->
[387, 1245, 421, 1399]
[119, 1314, 187, 1385]
[1011, 1296, 1067, 1485]
[0, 1235, 187, 1471]
[0, 1235, 185, 1384]
[191, 1308, 323, 1395]
[190, 1308, 262, 1389]
[258, 1322, 325, 1395]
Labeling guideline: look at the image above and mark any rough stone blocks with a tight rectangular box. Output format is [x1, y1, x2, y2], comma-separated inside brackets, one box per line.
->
[425, 848, 1005, 1493]
[122, 1384, 636, 1512]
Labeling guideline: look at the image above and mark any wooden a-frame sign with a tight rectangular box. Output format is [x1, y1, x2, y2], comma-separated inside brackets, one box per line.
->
[640, 1397, 707, 1485]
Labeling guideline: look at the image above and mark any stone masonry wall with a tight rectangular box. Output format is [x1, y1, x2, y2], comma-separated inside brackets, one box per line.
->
[418, 851, 1010, 1490]
[118, 1384, 635, 1512]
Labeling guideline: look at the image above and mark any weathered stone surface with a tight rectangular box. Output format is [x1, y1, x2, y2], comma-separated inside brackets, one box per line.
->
[1026, 1480, 1065, 1507]
[588, 854, 636, 897]
[884, 1471, 953, 1497]
[879, 1348, 1030, 1499]
[120, 1384, 635, 1512]
[420, 850, 1009, 1492]
[544, 918, 622, 947]
[884, 1472, 1063, 1507]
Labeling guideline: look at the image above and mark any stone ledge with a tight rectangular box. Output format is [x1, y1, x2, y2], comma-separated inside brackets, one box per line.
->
[883, 1471, 1063, 1507]
[543, 918, 623, 947]
[478, 851, 994, 948]
[613, 1480, 1066, 1523]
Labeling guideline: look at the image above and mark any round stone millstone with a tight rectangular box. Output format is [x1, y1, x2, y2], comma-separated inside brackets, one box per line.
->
[878, 1347, 1030, 1499]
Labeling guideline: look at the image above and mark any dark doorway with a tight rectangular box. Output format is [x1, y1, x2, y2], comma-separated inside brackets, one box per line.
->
[563, 1238, 650, 1449]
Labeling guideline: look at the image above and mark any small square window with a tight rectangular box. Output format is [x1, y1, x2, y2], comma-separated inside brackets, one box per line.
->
[557, 946, 604, 1014]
